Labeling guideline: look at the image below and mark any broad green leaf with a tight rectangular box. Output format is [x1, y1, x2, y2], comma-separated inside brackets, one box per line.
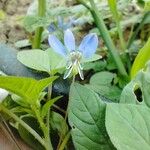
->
[90, 71, 116, 85]
[0, 76, 57, 103]
[86, 84, 121, 102]
[121, 65, 150, 107]
[17, 50, 50, 73]
[120, 81, 138, 104]
[131, 37, 150, 78]
[106, 103, 150, 150]
[87, 71, 120, 102]
[46, 48, 66, 73]
[83, 60, 107, 71]
[41, 96, 62, 118]
[68, 83, 115, 150]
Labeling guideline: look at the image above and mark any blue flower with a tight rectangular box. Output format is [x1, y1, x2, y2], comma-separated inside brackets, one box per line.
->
[47, 16, 74, 33]
[48, 29, 98, 80]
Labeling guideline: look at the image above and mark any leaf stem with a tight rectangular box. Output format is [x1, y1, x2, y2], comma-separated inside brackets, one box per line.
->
[32, 0, 46, 49]
[57, 77, 75, 149]
[45, 109, 53, 150]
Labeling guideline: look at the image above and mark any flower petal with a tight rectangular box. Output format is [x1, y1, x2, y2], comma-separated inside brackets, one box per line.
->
[64, 29, 75, 51]
[48, 35, 67, 57]
[79, 33, 98, 58]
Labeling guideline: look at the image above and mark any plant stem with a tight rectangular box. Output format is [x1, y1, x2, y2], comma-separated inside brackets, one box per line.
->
[32, 105, 53, 150]
[46, 84, 53, 150]
[116, 20, 126, 51]
[76, 0, 91, 10]
[58, 131, 71, 150]
[53, 104, 66, 114]
[79, 0, 128, 77]
[0, 105, 45, 147]
[45, 109, 53, 150]
[32, 0, 46, 49]
[127, 11, 150, 49]
[57, 76, 75, 150]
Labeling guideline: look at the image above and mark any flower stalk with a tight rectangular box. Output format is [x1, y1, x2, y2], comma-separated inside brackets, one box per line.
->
[32, 0, 46, 49]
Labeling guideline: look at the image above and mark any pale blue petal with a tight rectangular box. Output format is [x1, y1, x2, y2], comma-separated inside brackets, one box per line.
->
[79, 33, 98, 58]
[48, 35, 67, 57]
[64, 29, 75, 51]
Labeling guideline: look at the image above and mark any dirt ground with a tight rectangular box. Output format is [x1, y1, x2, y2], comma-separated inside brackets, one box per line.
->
[0, 0, 31, 45]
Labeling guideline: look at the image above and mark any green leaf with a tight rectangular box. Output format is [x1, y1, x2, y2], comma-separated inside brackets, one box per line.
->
[87, 71, 120, 102]
[41, 96, 62, 118]
[50, 111, 68, 138]
[15, 39, 31, 48]
[0, 76, 57, 103]
[68, 83, 115, 150]
[18, 116, 44, 150]
[86, 84, 121, 102]
[90, 71, 116, 85]
[131, 37, 150, 78]
[17, 50, 51, 73]
[46, 48, 66, 73]
[144, 1, 150, 11]
[120, 65, 150, 107]
[11, 94, 29, 108]
[120, 81, 138, 104]
[83, 60, 107, 71]
[11, 106, 34, 116]
[82, 54, 102, 63]
[106, 103, 150, 150]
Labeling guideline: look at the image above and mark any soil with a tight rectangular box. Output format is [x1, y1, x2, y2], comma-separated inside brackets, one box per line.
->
[0, 0, 30, 45]
[0, 125, 32, 150]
